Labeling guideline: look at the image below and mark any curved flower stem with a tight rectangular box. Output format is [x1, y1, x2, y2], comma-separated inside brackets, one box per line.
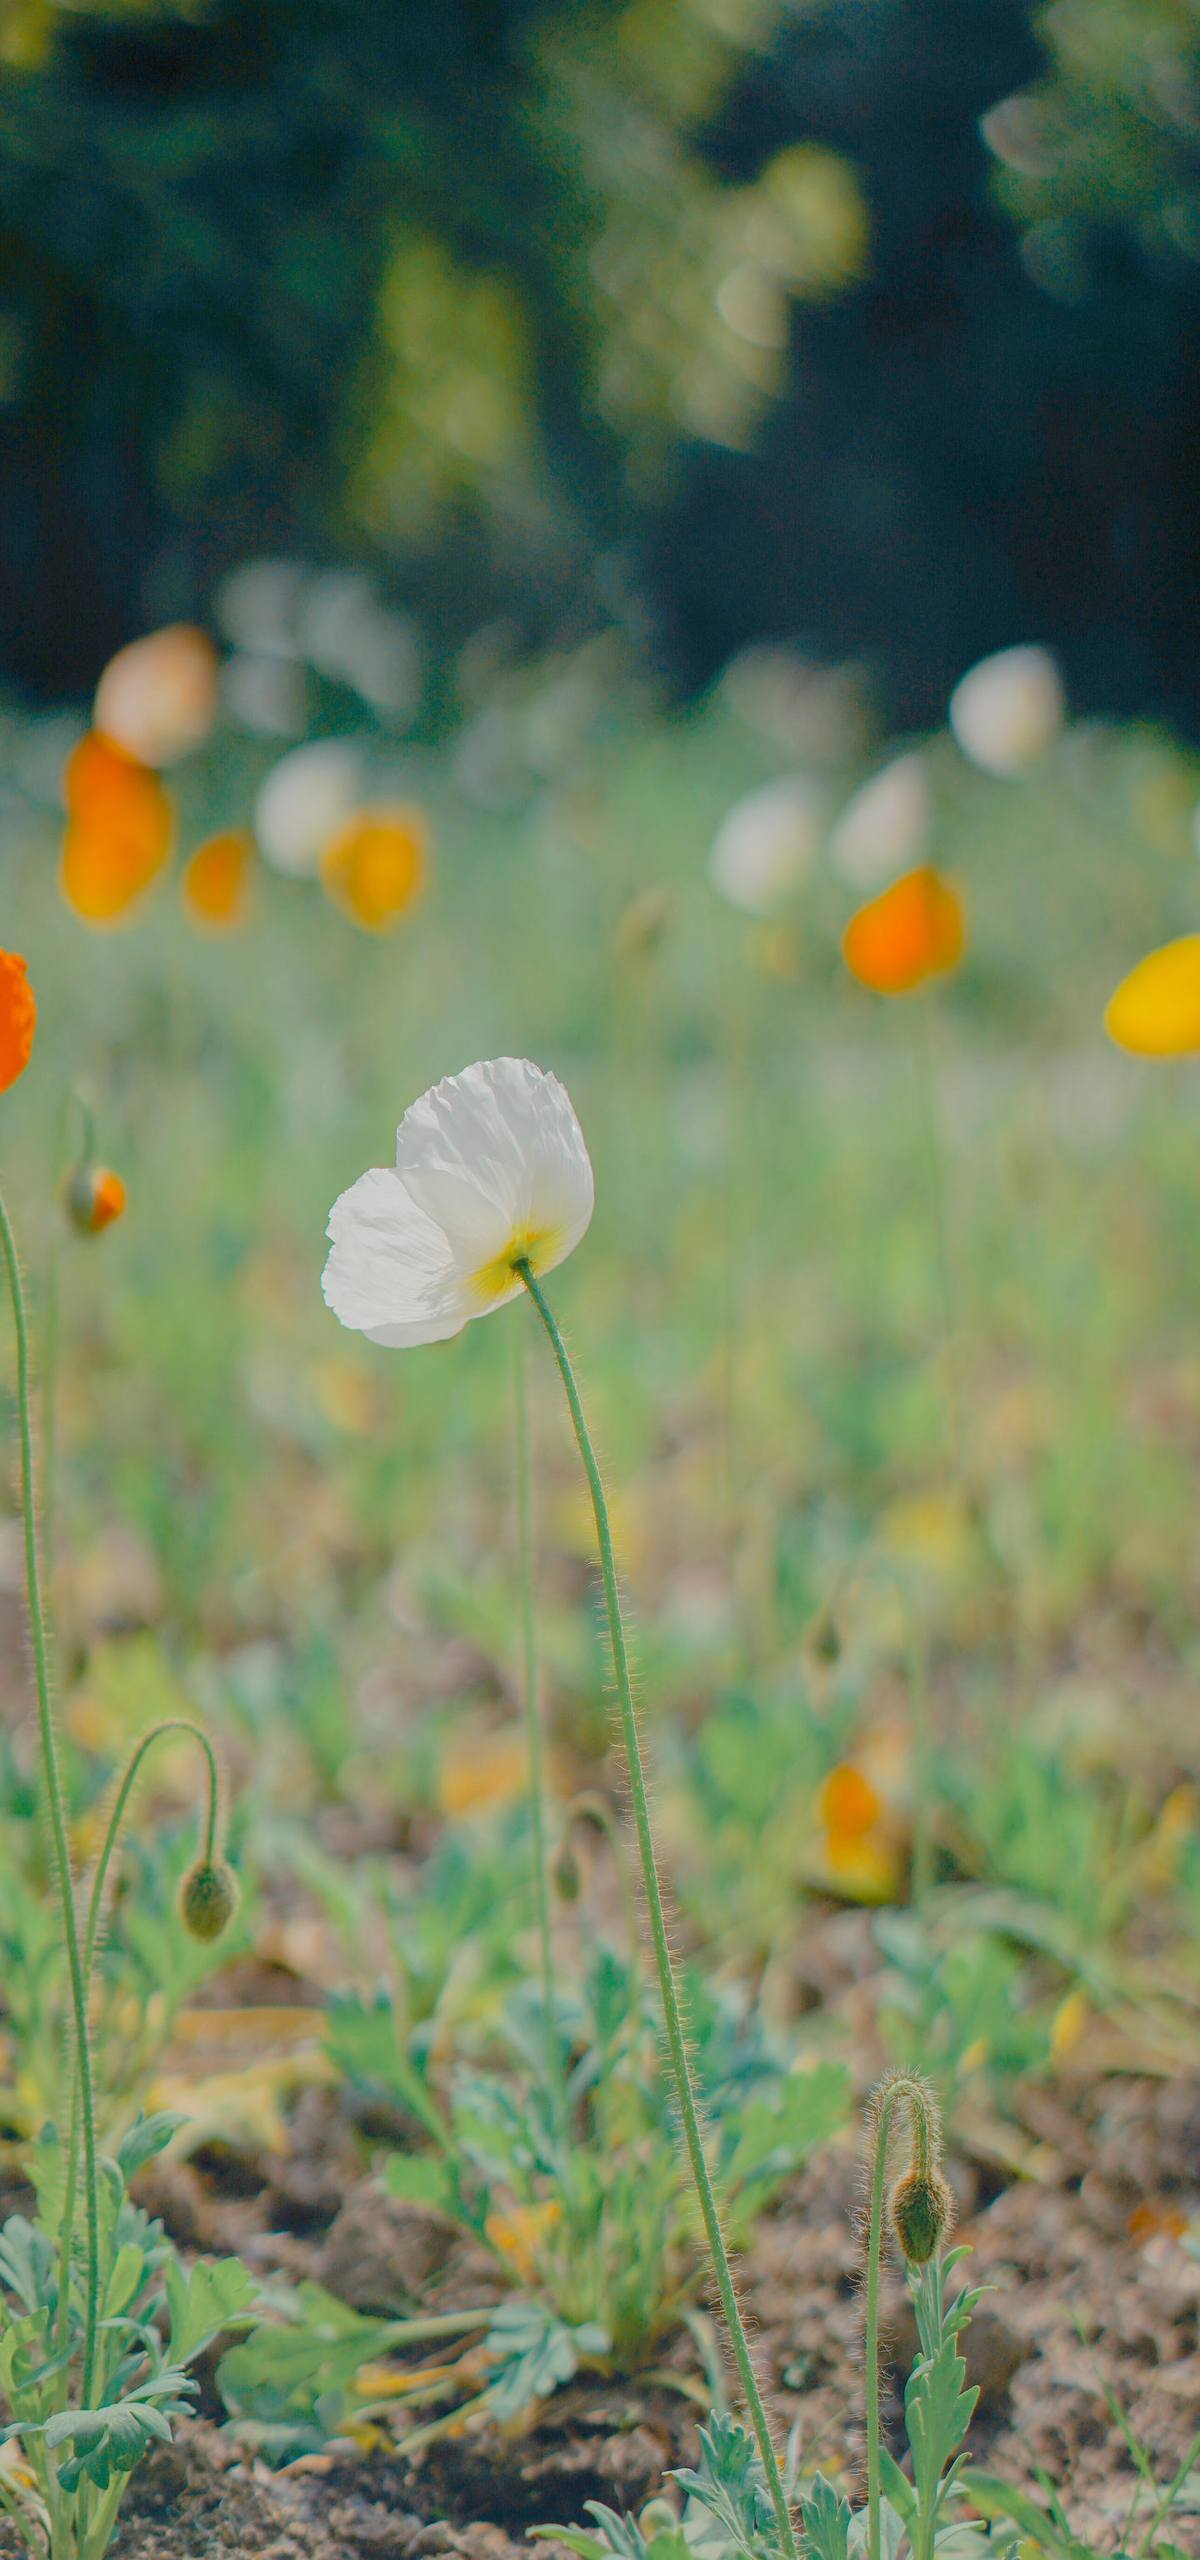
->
[55, 1718, 223, 2356]
[517, 1262, 796, 2560]
[863, 2072, 940, 2560]
[911, 995, 966, 1489]
[512, 1315, 556, 2052]
[0, 1181, 101, 2407]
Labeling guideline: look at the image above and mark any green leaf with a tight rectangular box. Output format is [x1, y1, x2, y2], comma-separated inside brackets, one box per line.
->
[165, 2256, 260, 2365]
[117, 2113, 187, 2183]
[906, 2324, 978, 2519]
[726, 2065, 851, 2197]
[381, 2154, 454, 2212]
[798, 2469, 853, 2560]
[481, 2299, 609, 2424]
[961, 2470, 1093, 2559]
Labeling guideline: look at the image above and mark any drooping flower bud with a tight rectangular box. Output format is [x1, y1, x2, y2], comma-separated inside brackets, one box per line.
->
[890, 2165, 953, 2266]
[178, 1858, 239, 1943]
[65, 1165, 127, 1236]
[553, 1837, 582, 1903]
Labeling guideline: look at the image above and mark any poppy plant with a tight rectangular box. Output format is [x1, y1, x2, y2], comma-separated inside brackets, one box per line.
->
[324, 1056, 797, 2558]
[843, 864, 965, 997]
[1105, 935, 1200, 1057]
[182, 829, 255, 931]
[320, 804, 427, 932]
[60, 732, 173, 925]
[0, 950, 36, 1093]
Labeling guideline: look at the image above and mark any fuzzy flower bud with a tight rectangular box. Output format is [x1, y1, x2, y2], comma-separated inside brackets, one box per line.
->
[891, 2165, 953, 2266]
[178, 1858, 239, 1944]
[553, 1838, 582, 1903]
[65, 1164, 127, 1236]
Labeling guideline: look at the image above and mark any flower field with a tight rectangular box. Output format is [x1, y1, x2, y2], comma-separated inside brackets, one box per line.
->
[2, 621, 1200, 2560]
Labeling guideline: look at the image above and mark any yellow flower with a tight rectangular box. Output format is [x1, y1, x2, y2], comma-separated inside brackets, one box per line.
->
[1105, 936, 1200, 1056]
[320, 804, 427, 932]
[485, 2200, 561, 2284]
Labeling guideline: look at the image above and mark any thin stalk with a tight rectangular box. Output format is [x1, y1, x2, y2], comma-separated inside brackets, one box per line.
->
[56, 1718, 223, 2358]
[910, 995, 965, 1488]
[0, 1182, 102, 2406]
[863, 2072, 939, 2560]
[512, 1315, 556, 2043]
[518, 1261, 797, 2560]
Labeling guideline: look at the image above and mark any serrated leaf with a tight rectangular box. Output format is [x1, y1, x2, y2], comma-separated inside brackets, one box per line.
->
[117, 2113, 187, 2183]
[798, 2469, 853, 2560]
[165, 2255, 259, 2364]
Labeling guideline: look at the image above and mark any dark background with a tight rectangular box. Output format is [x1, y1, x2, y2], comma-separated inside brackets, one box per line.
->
[2, 0, 1197, 727]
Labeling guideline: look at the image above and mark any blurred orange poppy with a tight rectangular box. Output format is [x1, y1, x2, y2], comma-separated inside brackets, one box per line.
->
[94, 623, 218, 768]
[1105, 936, 1200, 1057]
[818, 1762, 882, 1840]
[60, 732, 173, 925]
[843, 865, 965, 996]
[0, 952, 36, 1093]
[320, 805, 427, 932]
[182, 829, 254, 930]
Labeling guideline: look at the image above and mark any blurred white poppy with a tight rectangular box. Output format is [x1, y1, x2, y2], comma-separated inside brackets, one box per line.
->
[830, 751, 931, 887]
[323, 1057, 594, 1348]
[949, 645, 1065, 777]
[222, 651, 307, 739]
[215, 559, 308, 657]
[254, 739, 365, 876]
[710, 775, 821, 915]
[94, 624, 218, 768]
[301, 571, 421, 721]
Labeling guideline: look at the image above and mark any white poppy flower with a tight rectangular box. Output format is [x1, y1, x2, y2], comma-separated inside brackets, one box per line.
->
[709, 775, 821, 916]
[255, 739, 365, 876]
[830, 751, 931, 888]
[323, 1057, 594, 1348]
[948, 645, 1065, 777]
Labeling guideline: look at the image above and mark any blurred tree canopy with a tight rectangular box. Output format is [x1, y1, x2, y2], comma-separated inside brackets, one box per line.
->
[2, 0, 1200, 722]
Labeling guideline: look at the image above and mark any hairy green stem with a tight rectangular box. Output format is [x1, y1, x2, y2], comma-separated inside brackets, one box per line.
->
[864, 2072, 939, 2560]
[55, 1717, 223, 2362]
[911, 995, 966, 1488]
[512, 1317, 556, 2048]
[518, 1262, 796, 2560]
[0, 1181, 102, 2407]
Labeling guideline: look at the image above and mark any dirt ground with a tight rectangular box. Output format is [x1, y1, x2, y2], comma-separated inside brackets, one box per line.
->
[2, 2049, 1189, 2560]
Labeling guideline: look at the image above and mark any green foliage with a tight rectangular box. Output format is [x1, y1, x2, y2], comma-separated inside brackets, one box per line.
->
[0, 2119, 258, 2557]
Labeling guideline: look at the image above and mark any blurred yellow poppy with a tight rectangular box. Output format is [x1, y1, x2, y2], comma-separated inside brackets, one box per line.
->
[182, 829, 255, 930]
[1105, 936, 1200, 1056]
[320, 804, 428, 931]
[843, 864, 964, 996]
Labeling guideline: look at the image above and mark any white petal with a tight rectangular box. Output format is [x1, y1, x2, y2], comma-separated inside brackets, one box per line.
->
[322, 1166, 472, 1343]
[393, 1058, 593, 1276]
[709, 777, 821, 916]
[948, 646, 1064, 778]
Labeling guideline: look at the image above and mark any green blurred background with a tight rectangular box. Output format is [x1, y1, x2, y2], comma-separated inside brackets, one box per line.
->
[3, 0, 1199, 722]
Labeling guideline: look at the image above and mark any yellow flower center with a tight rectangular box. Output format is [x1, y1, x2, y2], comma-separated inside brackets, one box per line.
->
[469, 1222, 564, 1305]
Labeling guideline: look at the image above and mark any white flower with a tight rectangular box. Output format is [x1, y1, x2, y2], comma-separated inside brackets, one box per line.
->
[948, 645, 1065, 777]
[323, 1057, 594, 1348]
[709, 776, 821, 916]
[830, 751, 931, 887]
[255, 739, 365, 876]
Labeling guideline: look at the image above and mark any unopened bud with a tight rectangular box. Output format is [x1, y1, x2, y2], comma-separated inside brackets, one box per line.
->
[66, 1165, 127, 1236]
[805, 1603, 842, 1668]
[553, 1839, 582, 1903]
[178, 1859, 239, 1944]
[891, 2167, 953, 2266]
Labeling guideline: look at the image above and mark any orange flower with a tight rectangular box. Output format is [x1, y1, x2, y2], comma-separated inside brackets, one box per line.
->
[65, 1166, 127, 1236]
[94, 623, 218, 768]
[0, 952, 36, 1093]
[818, 1763, 883, 1841]
[1105, 936, 1200, 1056]
[320, 805, 427, 932]
[842, 865, 965, 996]
[182, 829, 254, 930]
[61, 732, 173, 925]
